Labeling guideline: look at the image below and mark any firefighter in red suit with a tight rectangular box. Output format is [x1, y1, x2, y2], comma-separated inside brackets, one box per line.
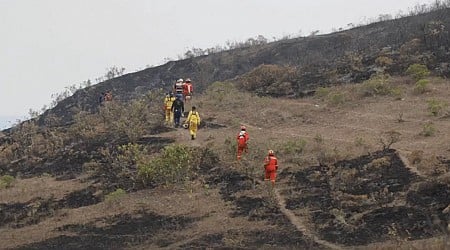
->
[237, 125, 249, 160]
[264, 150, 278, 188]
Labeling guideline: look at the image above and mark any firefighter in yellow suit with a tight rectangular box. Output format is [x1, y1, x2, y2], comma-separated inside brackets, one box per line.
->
[185, 106, 201, 140]
[164, 93, 176, 125]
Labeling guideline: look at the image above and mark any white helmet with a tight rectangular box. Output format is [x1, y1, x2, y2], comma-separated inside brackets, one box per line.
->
[177, 78, 183, 83]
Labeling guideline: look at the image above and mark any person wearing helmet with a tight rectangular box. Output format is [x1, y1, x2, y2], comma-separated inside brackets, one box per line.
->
[171, 94, 185, 128]
[184, 106, 201, 140]
[236, 125, 250, 160]
[264, 150, 279, 188]
[174, 78, 184, 96]
[164, 92, 176, 125]
[183, 78, 193, 102]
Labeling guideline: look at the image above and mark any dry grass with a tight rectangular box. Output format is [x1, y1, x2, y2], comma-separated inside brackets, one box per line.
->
[2, 76, 450, 249]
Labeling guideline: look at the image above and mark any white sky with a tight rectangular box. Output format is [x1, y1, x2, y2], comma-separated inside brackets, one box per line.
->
[0, 0, 431, 123]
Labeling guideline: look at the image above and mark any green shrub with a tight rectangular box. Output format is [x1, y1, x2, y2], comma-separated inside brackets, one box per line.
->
[315, 87, 331, 99]
[329, 92, 346, 106]
[358, 74, 394, 97]
[138, 144, 193, 186]
[421, 122, 436, 137]
[405, 64, 430, 81]
[389, 86, 404, 100]
[105, 188, 126, 201]
[427, 99, 448, 116]
[0, 175, 15, 189]
[413, 79, 430, 94]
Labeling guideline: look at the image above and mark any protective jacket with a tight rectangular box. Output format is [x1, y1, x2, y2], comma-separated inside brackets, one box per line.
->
[186, 111, 201, 125]
[164, 96, 176, 110]
[264, 155, 278, 172]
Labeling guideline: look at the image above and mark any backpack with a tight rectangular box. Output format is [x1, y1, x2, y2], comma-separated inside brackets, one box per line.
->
[238, 135, 247, 147]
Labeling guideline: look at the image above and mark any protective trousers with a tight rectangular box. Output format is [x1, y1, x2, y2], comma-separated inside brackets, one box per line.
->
[189, 121, 198, 139]
[165, 108, 174, 124]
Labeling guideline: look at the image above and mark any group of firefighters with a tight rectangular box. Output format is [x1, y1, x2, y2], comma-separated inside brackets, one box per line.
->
[237, 125, 278, 188]
[164, 78, 200, 140]
[164, 77, 279, 187]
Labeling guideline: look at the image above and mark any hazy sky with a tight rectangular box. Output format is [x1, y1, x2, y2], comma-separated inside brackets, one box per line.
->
[0, 0, 431, 127]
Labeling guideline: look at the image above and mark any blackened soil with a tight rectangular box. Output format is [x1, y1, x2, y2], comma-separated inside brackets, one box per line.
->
[0, 198, 58, 228]
[204, 168, 322, 248]
[284, 149, 450, 246]
[1, 134, 173, 181]
[16, 212, 198, 250]
[0, 187, 100, 228]
[207, 169, 254, 201]
[232, 196, 280, 221]
[181, 228, 322, 249]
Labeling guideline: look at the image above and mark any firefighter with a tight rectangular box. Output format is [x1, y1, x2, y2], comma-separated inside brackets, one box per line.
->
[184, 106, 201, 140]
[174, 78, 184, 96]
[171, 94, 185, 128]
[164, 92, 176, 125]
[183, 78, 193, 102]
[237, 125, 250, 160]
[264, 150, 278, 188]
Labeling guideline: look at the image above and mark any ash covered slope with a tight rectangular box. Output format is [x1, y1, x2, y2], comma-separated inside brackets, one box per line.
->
[43, 8, 449, 125]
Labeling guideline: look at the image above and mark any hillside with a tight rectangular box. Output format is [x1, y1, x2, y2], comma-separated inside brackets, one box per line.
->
[1, 8, 450, 250]
[37, 8, 450, 125]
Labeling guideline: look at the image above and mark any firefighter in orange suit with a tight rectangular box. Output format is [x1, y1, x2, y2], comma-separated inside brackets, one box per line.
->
[237, 125, 250, 160]
[183, 78, 193, 102]
[264, 150, 278, 187]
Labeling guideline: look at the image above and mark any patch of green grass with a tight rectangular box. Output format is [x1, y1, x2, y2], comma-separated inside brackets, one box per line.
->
[421, 122, 436, 137]
[0, 175, 15, 189]
[105, 188, 126, 201]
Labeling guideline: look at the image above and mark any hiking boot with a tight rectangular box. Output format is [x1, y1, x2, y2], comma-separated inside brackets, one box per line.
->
[191, 135, 195, 140]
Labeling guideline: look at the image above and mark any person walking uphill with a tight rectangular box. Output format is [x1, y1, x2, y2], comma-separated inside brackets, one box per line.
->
[171, 95, 184, 128]
[237, 125, 250, 160]
[185, 106, 201, 140]
[164, 93, 176, 125]
[264, 150, 279, 188]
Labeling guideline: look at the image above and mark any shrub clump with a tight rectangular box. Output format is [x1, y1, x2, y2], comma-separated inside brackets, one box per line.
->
[138, 145, 193, 185]
[413, 79, 430, 94]
[0, 175, 15, 189]
[104, 188, 126, 201]
[421, 122, 436, 137]
[427, 99, 448, 116]
[358, 74, 399, 98]
[405, 64, 430, 81]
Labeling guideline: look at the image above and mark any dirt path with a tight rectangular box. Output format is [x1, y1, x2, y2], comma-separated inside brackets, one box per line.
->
[254, 179, 343, 250]
[395, 150, 428, 178]
[273, 188, 344, 250]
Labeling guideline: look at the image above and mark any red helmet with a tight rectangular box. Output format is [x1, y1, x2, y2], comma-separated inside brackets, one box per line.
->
[268, 150, 274, 156]
[240, 125, 246, 131]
